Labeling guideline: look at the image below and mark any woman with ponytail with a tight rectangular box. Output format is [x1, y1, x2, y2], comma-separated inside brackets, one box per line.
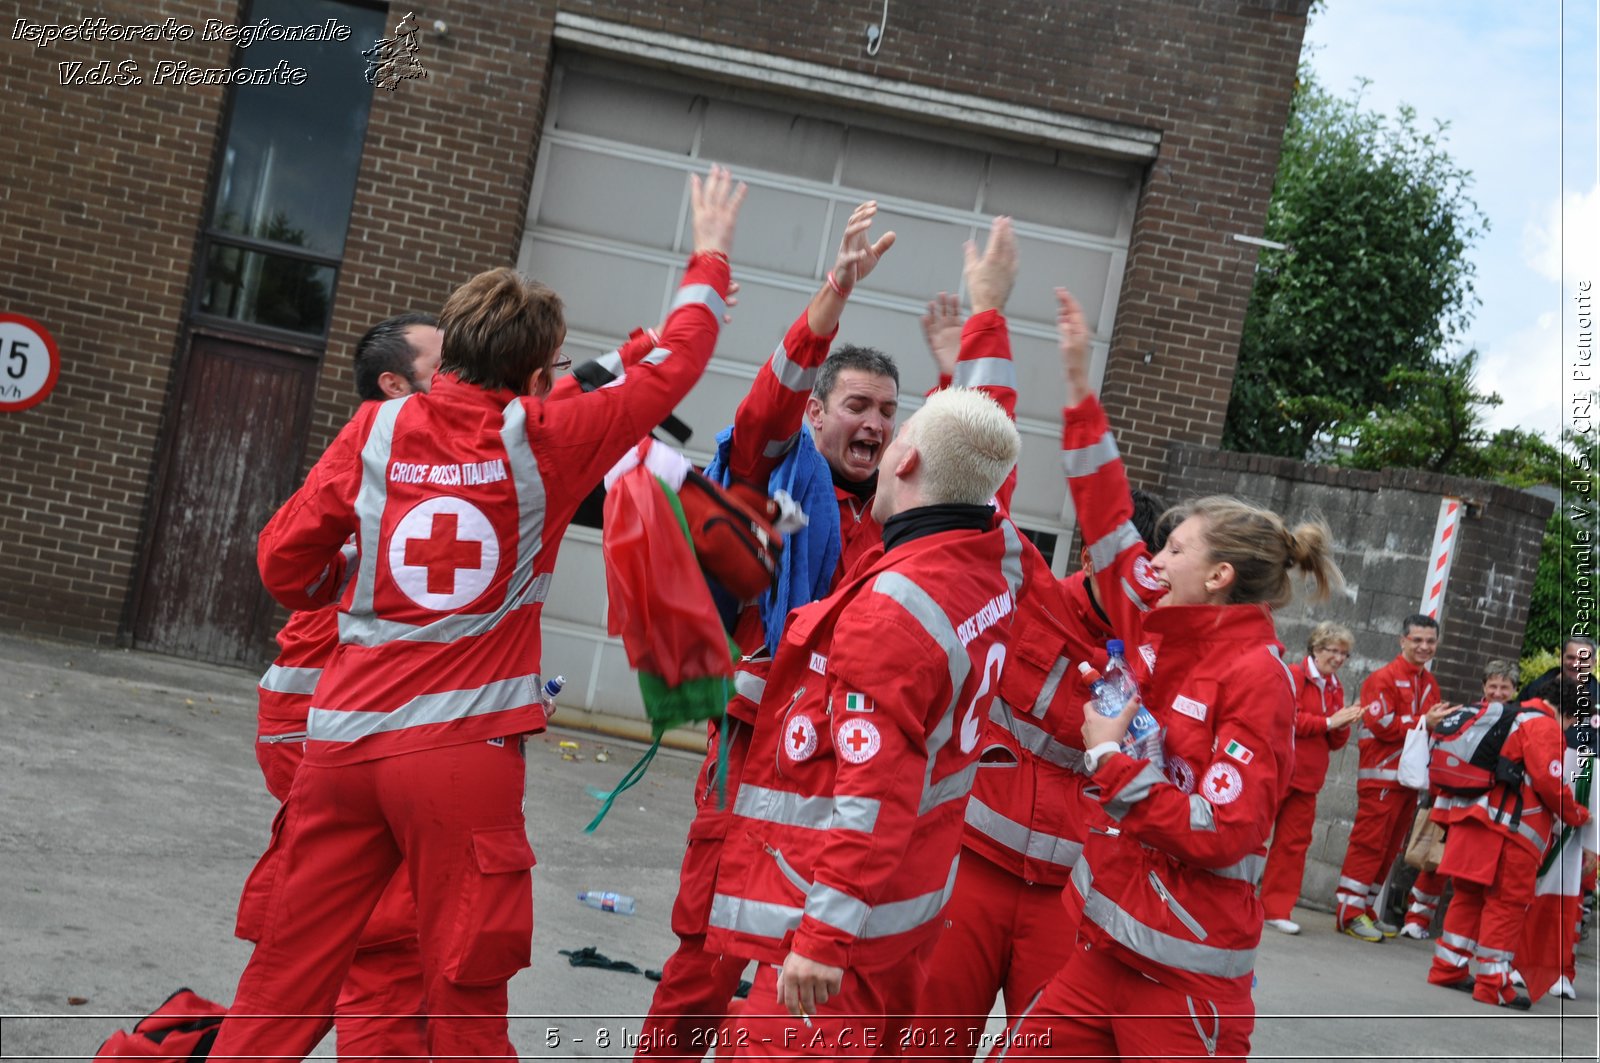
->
[1000, 291, 1342, 1063]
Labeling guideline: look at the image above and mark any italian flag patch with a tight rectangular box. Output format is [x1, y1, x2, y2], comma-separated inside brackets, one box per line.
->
[844, 692, 874, 713]
[1223, 739, 1254, 765]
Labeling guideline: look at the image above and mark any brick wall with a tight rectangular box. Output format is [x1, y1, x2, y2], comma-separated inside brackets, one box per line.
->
[1164, 443, 1555, 912]
[0, 0, 236, 643]
[1, 0, 1310, 646]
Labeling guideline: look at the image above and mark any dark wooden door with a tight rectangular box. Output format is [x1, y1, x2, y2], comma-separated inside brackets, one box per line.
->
[133, 330, 321, 666]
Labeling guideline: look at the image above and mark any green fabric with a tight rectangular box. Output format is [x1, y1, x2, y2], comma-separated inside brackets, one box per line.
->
[1539, 755, 1592, 876]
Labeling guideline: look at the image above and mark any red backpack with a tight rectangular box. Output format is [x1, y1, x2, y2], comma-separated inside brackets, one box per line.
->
[93, 988, 226, 1062]
[1428, 700, 1540, 797]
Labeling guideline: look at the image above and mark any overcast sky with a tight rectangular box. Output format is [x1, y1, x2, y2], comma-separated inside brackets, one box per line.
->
[1303, 0, 1597, 441]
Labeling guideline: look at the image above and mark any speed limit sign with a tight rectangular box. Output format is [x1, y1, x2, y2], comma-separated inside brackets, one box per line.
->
[0, 313, 60, 412]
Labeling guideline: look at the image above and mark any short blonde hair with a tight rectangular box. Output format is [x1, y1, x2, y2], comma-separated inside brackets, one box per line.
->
[905, 388, 1020, 506]
[1307, 620, 1354, 655]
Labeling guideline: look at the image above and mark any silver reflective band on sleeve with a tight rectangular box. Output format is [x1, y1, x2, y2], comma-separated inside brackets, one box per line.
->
[668, 283, 729, 324]
[988, 699, 1085, 772]
[1061, 431, 1119, 479]
[641, 347, 673, 367]
[259, 664, 322, 696]
[595, 349, 624, 376]
[1088, 521, 1142, 573]
[1071, 859, 1255, 979]
[870, 570, 973, 816]
[307, 673, 545, 743]
[964, 796, 1083, 869]
[734, 670, 766, 703]
[1030, 657, 1069, 719]
[1356, 768, 1400, 782]
[805, 857, 960, 940]
[1119, 577, 1153, 613]
[1000, 519, 1025, 601]
[1188, 794, 1216, 832]
[763, 434, 798, 459]
[1104, 762, 1168, 821]
[769, 343, 819, 393]
[1208, 854, 1265, 885]
[953, 357, 1017, 391]
[708, 893, 803, 941]
[732, 783, 880, 833]
[339, 398, 549, 647]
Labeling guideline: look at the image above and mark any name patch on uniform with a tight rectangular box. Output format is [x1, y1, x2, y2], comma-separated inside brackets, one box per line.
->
[1395, 680, 1411, 688]
[844, 692, 874, 713]
[1201, 761, 1244, 805]
[810, 653, 828, 675]
[836, 719, 882, 764]
[1222, 739, 1254, 765]
[1172, 695, 1208, 722]
[785, 716, 818, 762]
[1139, 644, 1158, 672]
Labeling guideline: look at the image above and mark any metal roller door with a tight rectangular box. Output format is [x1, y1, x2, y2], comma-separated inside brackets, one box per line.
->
[519, 56, 1139, 722]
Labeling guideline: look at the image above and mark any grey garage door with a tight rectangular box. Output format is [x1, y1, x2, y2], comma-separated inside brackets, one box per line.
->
[519, 56, 1139, 722]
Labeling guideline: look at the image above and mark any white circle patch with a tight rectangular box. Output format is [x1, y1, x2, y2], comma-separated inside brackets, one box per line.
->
[1550, 760, 1563, 778]
[784, 716, 818, 762]
[1166, 754, 1196, 794]
[1133, 556, 1164, 592]
[389, 497, 499, 610]
[1201, 761, 1244, 805]
[836, 719, 882, 764]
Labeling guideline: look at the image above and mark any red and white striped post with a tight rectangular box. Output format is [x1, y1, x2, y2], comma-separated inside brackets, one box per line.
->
[1419, 496, 1463, 622]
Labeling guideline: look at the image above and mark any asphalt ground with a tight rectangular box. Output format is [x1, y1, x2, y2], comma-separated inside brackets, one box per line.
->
[0, 631, 1596, 1061]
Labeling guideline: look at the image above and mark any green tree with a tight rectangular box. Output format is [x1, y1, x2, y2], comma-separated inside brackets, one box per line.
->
[1223, 72, 1488, 458]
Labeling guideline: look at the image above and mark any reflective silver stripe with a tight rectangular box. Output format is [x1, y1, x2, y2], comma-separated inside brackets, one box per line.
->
[340, 398, 549, 647]
[989, 699, 1085, 771]
[732, 783, 880, 833]
[763, 435, 798, 459]
[1087, 521, 1141, 572]
[708, 893, 802, 940]
[259, 664, 322, 695]
[1478, 946, 1514, 963]
[1071, 858, 1255, 979]
[1357, 768, 1400, 782]
[1439, 931, 1477, 951]
[1061, 431, 1119, 479]
[1477, 958, 1512, 975]
[1029, 657, 1069, 719]
[734, 670, 766, 703]
[806, 857, 960, 940]
[1208, 854, 1266, 885]
[1188, 794, 1216, 832]
[1410, 889, 1442, 905]
[1373, 711, 1396, 728]
[668, 282, 729, 324]
[1265, 645, 1296, 697]
[1104, 762, 1167, 820]
[641, 347, 672, 367]
[952, 357, 1017, 391]
[999, 519, 1025, 601]
[595, 349, 624, 376]
[870, 570, 971, 816]
[1433, 941, 1470, 967]
[768, 342, 818, 393]
[964, 796, 1083, 869]
[1337, 875, 1371, 894]
[1119, 577, 1153, 613]
[308, 672, 544, 743]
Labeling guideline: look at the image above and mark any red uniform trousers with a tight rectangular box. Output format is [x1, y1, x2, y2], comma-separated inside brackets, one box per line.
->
[1259, 789, 1318, 921]
[210, 739, 532, 1063]
[1404, 868, 1449, 934]
[901, 852, 1074, 1062]
[1427, 821, 1540, 1005]
[1335, 783, 1416, 924]
[636, 721, 754, 1061]
[729, 936, 938, 1059]
[1000, 939, 1255, 1063]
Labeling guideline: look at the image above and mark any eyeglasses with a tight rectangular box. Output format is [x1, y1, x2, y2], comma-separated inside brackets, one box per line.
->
[551, 353, 572, 372]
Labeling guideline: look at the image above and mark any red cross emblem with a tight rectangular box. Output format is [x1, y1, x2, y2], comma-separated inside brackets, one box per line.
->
[836, 719, 881, 764]
[389, 497, 499, 610]
[784, 715, 817, 761]
[1201, 762, 1243, 805]
[404, 512, 483, 594]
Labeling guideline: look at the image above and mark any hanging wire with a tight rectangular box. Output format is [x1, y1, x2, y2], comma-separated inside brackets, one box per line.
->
[866, 0, 889, 56]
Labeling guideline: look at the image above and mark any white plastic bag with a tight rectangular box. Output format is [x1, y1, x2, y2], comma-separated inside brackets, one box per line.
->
[1397, 714, 1431, 790]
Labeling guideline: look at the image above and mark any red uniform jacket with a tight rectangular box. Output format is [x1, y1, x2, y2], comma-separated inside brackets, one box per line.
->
[960, 391, 1162, 886]
[1063, 393, 1296, 998]
[1446, 699, 1590, 870]
[706, 517, 1026, 970]
[256, 254, 730, 765]
[1286, 657, 1350, 793]
[1356, 655, 1440, 787]
[718, 308, 1018, 724]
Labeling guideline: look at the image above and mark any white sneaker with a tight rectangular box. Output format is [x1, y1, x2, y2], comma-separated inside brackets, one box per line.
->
[1398, 922, 1429, 939]
[1552, 976, 1577, 1000]
[1264, 918, 1301, 935]
[1510, 969, 1526, 987]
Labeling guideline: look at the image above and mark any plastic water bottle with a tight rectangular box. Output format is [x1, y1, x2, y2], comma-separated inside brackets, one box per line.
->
[1104, 640, 1164, 768]
[539, 675, 565, 716]
[578, 890, 636, 915]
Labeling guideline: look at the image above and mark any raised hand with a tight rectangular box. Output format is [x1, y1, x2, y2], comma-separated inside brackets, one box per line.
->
[1055, 287, 1092, 405]
[831, 201, 897, 291]
[920, 292, 962, 378]
[690, 164, 747, 257]
[964, 216, 1017, 314]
